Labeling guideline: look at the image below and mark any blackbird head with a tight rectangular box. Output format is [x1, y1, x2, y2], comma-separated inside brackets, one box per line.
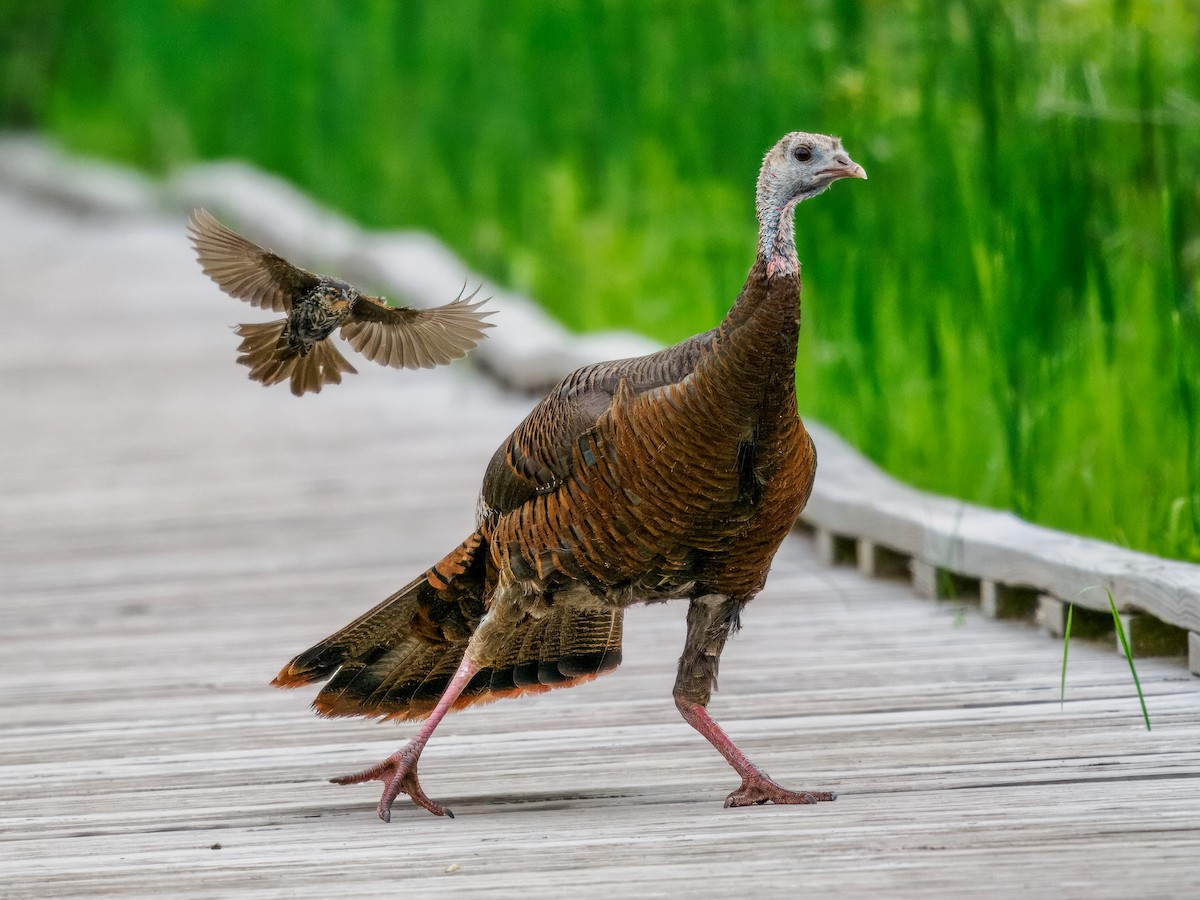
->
[315, 277, 358, 312]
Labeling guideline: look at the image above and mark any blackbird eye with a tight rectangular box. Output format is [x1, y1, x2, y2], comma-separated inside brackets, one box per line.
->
[793, 146, 813, 162]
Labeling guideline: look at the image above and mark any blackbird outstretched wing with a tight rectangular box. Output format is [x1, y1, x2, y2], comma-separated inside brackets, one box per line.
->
[187, 208, 320, 312]
[341, 289, 494, 370]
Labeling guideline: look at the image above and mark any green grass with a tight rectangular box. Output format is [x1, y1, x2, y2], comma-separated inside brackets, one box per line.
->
[1062, 590, 1152, 730]
[3, 0, 1198, 561]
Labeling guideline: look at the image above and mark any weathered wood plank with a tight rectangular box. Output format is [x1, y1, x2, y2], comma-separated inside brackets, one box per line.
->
[3, 176, 1200, 899]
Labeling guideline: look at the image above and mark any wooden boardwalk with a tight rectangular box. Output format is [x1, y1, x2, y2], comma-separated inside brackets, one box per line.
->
[3, 186, 1200, 898]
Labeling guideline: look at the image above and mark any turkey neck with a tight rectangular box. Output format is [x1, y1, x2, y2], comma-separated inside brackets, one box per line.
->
[757, 194, 800, 280]
[707, 257, 803, 429]
[711, 182, 804, 419]
[708, 182, 805, 425]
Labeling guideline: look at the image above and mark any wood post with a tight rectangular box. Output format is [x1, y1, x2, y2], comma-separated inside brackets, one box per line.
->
[980, 581, 1039, 620]
[814, 528, 856, 567]
[1037, 595, 1113, 640]
[856, 539, 910, 579]
[912, 560, 979, 601]
[1114, 614, 1189, 658]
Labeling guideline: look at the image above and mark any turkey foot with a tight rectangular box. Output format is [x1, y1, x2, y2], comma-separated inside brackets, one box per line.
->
[677, 697, 836, 809]
[332, 749, 451, 821]
[333, 655, 481, 821]
[724, 769, 837, 807]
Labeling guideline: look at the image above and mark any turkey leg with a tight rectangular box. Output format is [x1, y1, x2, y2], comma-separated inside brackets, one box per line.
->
[676, 698, 836, 806]
[332, 654, 480, 822]
[674, 596, 835, 807]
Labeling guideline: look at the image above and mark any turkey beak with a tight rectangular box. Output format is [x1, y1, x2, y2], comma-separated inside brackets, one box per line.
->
[820, 156, 868, 182]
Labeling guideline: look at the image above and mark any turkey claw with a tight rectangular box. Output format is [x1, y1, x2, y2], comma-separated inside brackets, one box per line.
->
[724, 773, 836, 808]
[332, 752, 452, 822]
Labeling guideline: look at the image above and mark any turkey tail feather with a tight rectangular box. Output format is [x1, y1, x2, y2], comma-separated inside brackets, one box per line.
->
[301, 606, 624, 723]
[272, 566, 453, 691]
[275, 528, 623, 722]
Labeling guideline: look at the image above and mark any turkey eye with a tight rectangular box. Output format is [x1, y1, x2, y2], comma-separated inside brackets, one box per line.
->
[793, 146, 812, 162]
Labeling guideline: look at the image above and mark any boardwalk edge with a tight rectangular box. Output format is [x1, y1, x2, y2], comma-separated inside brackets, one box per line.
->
[3, 133, 1196, 673]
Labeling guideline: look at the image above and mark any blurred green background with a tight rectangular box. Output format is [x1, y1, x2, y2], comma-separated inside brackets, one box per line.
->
[3, 0, 1198, 561]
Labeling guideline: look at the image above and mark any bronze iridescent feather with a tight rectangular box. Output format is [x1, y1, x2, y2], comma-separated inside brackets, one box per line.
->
[267, 133, 867, 821]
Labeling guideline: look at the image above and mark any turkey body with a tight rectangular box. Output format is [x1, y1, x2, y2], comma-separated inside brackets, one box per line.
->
[273, 132, 865, 820]
[484, 267, 814, 610]
[280, 262, 812, 718]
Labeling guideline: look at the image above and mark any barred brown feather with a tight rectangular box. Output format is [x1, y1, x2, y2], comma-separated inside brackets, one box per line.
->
[269, 132, 866, 818]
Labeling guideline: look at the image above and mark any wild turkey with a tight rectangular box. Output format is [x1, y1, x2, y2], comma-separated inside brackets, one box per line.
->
[273, 132, 866, 820]
[187, 208, 494, 396]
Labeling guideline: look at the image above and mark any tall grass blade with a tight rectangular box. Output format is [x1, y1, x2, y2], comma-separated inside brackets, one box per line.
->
[1107, 590, 1152, 732]
[1059, 602, 1074, 710]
